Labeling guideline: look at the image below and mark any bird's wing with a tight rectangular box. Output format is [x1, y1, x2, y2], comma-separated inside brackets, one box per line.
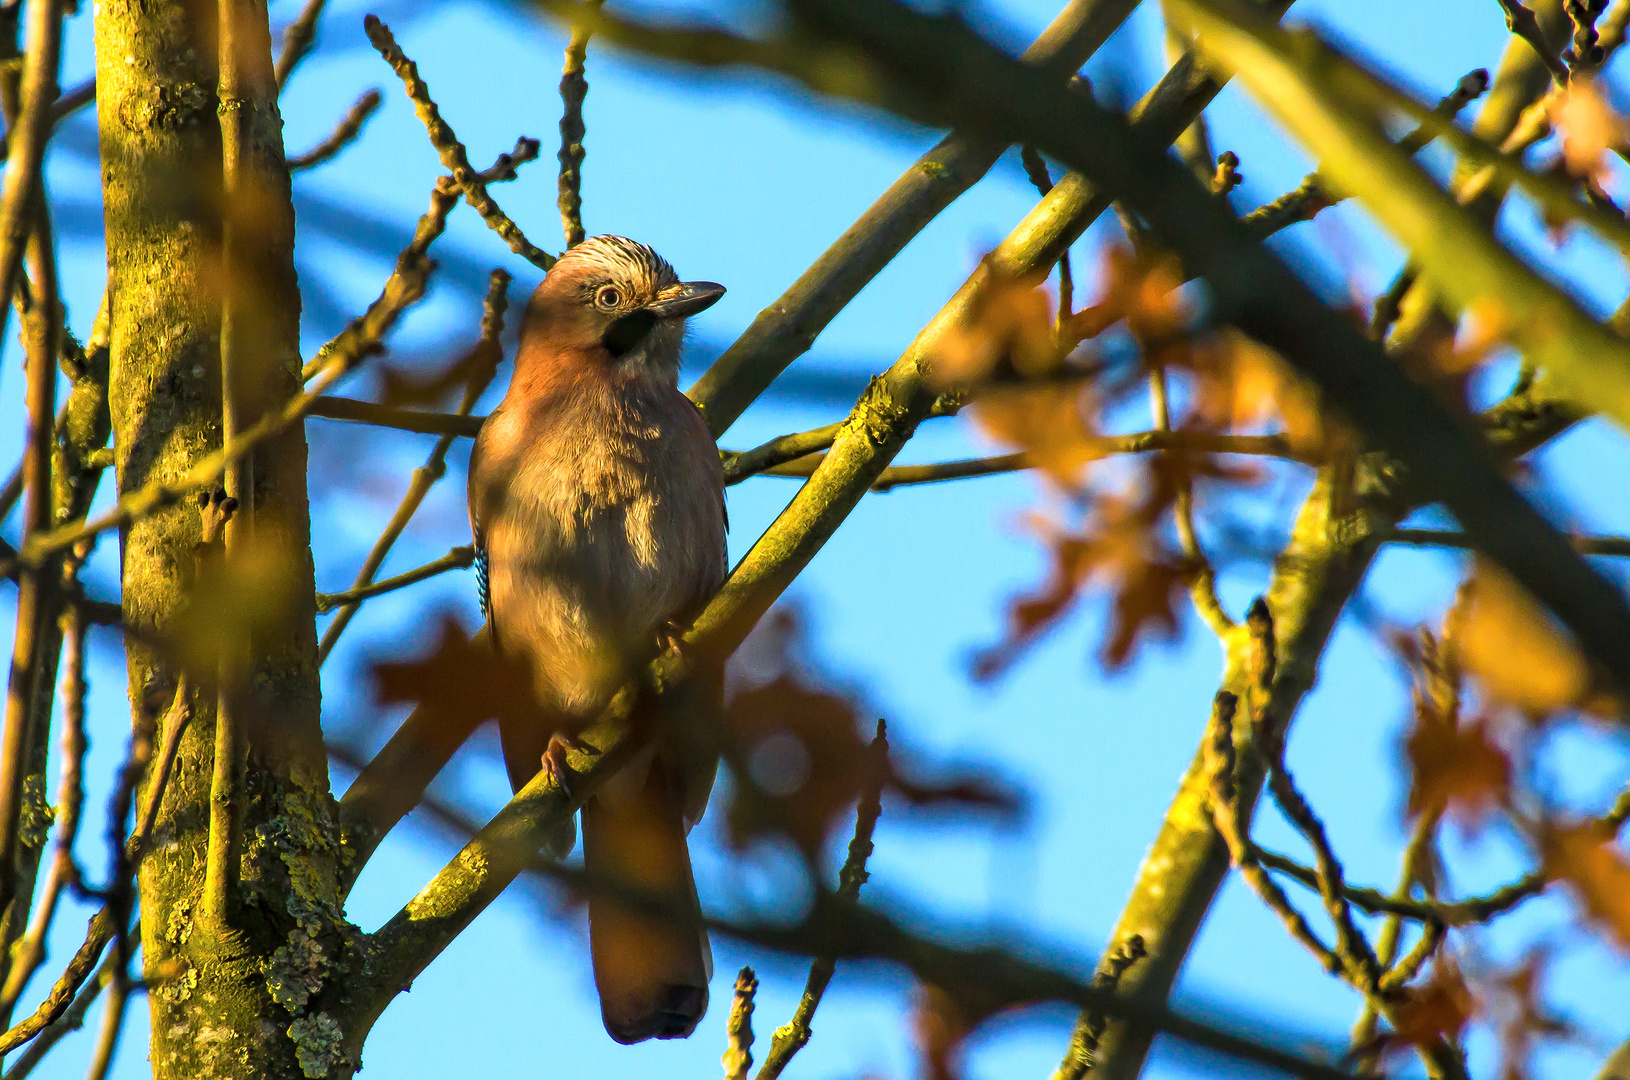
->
[467, 418, 498, 647]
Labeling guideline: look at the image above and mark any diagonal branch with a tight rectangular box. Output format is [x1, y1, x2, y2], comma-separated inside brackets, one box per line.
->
[681, 0, 1145, 437]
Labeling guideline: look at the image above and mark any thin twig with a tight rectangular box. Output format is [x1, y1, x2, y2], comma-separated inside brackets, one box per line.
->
[557, 2, 604, 247]
[0, 555, 89, 1012]
[0, 0, 66, 918]
[20, 173, 450, 571]
[752, 431, 1312, 490]
[1387, 527, 1630, 556]
[79, 955, 128, 1080]
[206, 0, 271, 926]
[723, 967, 758, 1080]
[0, 947, 116, 1080]
[1052, 934, 1147, 1080]
[1495, 0, 1570, 83]
[1249, 600, 1380, 989]
[317, 269, 510, 665]
[1349, 810, 1439, 1066]
[1241, 68, 1490, 239]
[315, 546, 475, 614]
[366, 15, 554, 270]
[0, 0, 65, 351]
[306, 396, 484, 437]
[755, 721, 888, 1080]
[1152, 365, 1232, 636]
[1205, 691, 1342, 973]
[288, 89, 382, 171]
[274, 0, 328, 88]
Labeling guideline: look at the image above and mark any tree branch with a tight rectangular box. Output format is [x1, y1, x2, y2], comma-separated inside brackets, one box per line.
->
[756, 721, 887, 1080]
[287, 89, 381, 172]
[365, 15, 555, 271]
[316, 270, 509, 665]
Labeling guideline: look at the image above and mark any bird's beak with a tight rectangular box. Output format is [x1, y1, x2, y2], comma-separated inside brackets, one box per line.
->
[643, 281, 726, 320]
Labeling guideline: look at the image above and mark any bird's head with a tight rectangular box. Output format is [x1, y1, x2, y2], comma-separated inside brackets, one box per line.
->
[521, 235, 724, 384]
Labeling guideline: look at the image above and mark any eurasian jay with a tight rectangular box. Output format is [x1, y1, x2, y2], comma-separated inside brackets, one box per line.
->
[468, 235, 726, 1044]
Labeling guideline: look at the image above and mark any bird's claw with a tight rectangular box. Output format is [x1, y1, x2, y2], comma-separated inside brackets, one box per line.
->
[657, 619, 688, 656]
[541, 731, 596, 796]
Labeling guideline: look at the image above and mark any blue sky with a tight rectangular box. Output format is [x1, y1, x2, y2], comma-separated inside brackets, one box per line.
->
[6, 0, 1630, 1077]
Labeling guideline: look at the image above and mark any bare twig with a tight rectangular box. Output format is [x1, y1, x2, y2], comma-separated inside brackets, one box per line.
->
[1153, 365, 1232, 636]
[19, 171, 450, 572]
[723, 967, 758, 1080]
[558, 2, 604, 247]
[0, 0, 66, 921]
[315, 547, 476, 614]
[366, 15, 554, 270]
[288, 89, 382, 171]
[750, 430, 1312, 490]
[1388, 527, 1630, 556]
[0, 947, 116, 1080]
[755, 721, 888, 1080]
[0, 0, 64, 349]
[1053, 934, 1146, 1080]
[1495, 0, 1571, 82]
[305, 396, 483, 436]
[0, 554, 89, 1012]
[1205, 691, 1342, 973]
[79, 954, 128, 1080]
[317, 269, 510, 665]
[1241, 68, 1490, 239]
[274, 0, 328, 87]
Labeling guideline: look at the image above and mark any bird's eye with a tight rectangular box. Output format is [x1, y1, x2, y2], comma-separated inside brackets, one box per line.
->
[595, 286, 622, 310]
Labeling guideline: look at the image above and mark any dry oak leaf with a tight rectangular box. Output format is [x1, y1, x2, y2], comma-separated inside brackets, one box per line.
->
[934, 268, 1057, 387]
[1179, 328, 1337, 458]
[1372, 957, 1477, 1059]
[371, 614, 543, 737]
[1404, 703, 1511, 831]
[1484, 947, 1577, 1080]
[972, 496, 1189, 679]
[1455, 560, 1618, 718]
[1064, 245, 1188, 348]
[1539, 819, 1630, 951]
[1550, 77, 1627, 188]
[969, 384, 1101, 488]
[724, 671, 871, 856]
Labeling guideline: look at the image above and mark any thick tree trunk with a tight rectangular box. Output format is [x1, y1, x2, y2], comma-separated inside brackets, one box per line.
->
[96, 0, 354, 1074]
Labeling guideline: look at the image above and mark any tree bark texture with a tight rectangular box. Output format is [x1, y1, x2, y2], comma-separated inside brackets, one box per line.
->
[96, 0, 354, 1073]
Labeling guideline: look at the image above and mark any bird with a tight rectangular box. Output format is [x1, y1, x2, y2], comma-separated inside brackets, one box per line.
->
[467, 235, 727, 1044]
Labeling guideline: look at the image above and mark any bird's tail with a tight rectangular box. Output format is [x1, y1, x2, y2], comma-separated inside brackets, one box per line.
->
[581, 765, 712, 1044]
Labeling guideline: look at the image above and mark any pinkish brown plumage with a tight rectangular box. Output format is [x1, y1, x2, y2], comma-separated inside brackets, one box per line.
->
[468, 235, 726, 1044]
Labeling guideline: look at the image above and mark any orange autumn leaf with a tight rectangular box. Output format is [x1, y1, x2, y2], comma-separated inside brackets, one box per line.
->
[1549, 78, 1627, 188]
[1179, 329, 1339, 458]
[935, 269, 1057, 387]
[972, 497, 1189, 679]
[968, 385, 1101, 488]
[372, 614, 543, 736]
[1455, 560, 1612, 717]
[1539, 820, 1630, 950]
[1483, 947, 1576, 1080]
[1404, 703, 1511, 831]
[1064, 245, 1188, 347]
[1372, 958, 1477, 1059]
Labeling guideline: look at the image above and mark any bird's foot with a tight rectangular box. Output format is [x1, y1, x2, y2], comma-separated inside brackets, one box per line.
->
[542, 731, 596, 796]
[656, 619, 689, 657]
